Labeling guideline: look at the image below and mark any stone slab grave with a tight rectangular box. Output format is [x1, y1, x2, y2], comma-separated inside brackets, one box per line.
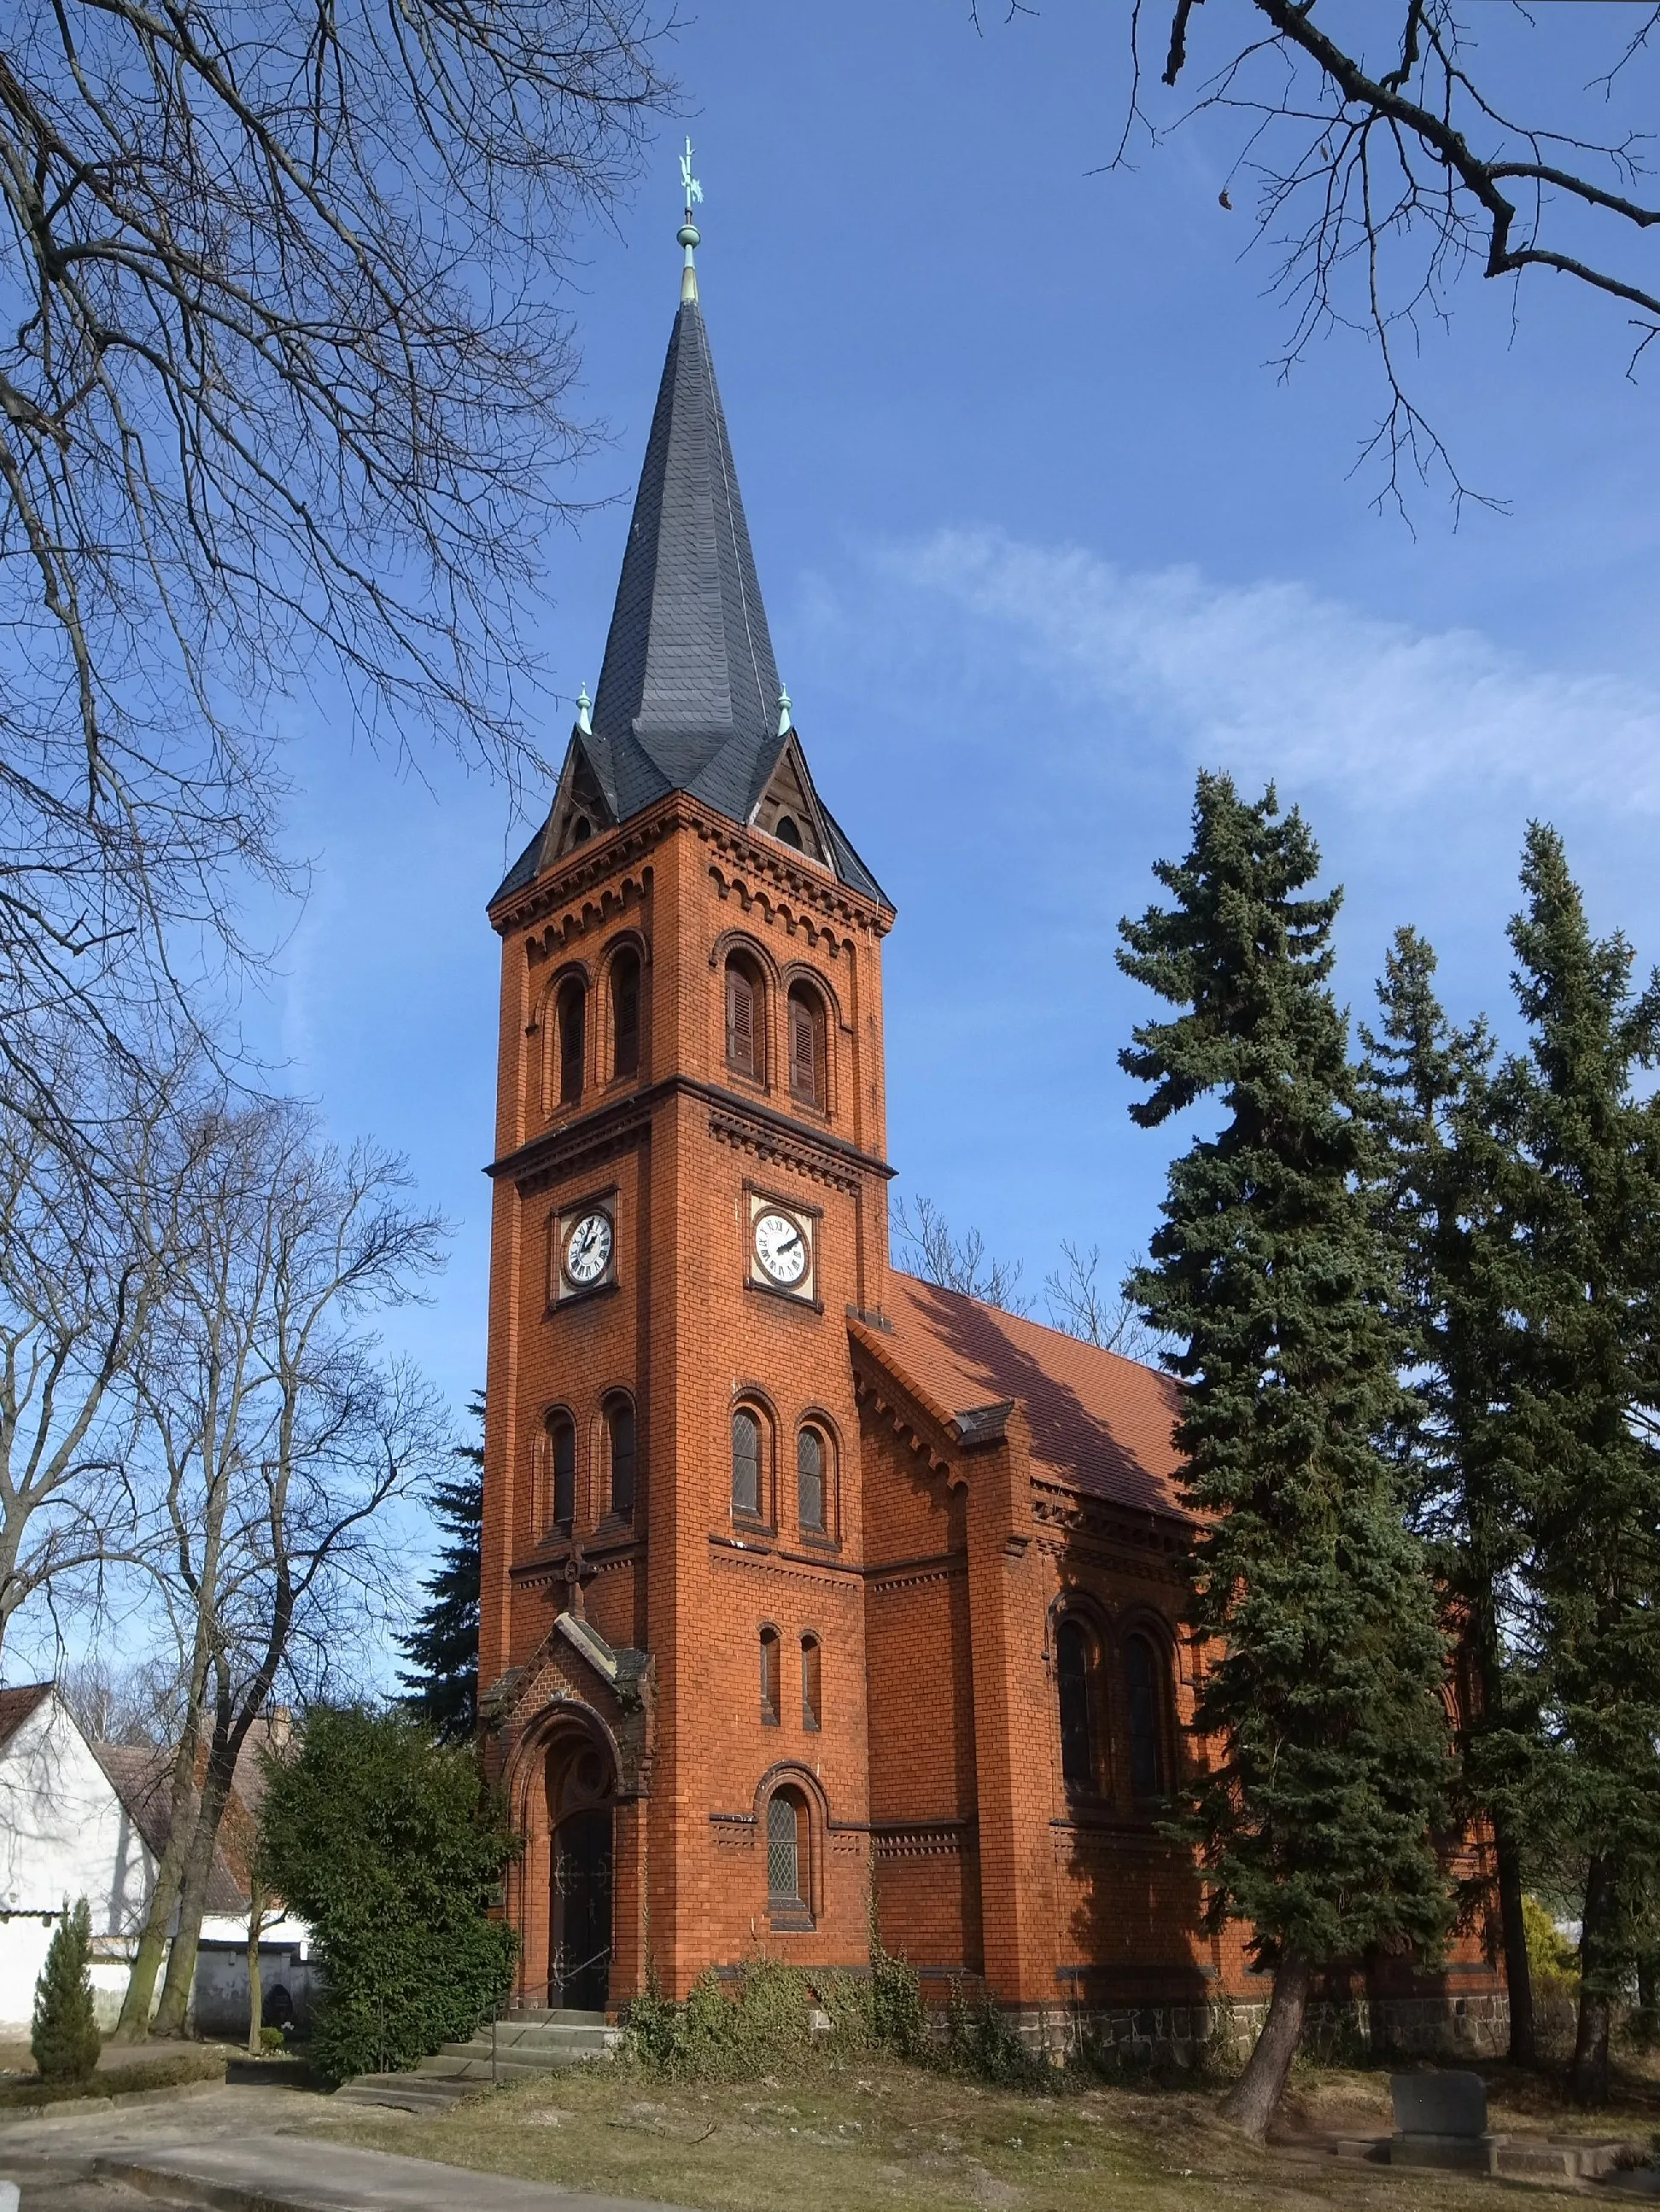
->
[1388, 2070, 1636, 2183]
[1390, 2070, 1502, 2174]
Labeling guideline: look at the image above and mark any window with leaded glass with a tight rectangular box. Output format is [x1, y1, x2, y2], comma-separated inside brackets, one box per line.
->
[732, 1408, 762, 1518]
[1126, 1634, 1166, 1799]
[797, 1427, 825, 1533]
[767, 1792, 803, 1906]
[1056, 1617, 1095, 1791]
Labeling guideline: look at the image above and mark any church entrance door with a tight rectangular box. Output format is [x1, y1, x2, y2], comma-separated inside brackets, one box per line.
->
[547, 1733, 614, 2011]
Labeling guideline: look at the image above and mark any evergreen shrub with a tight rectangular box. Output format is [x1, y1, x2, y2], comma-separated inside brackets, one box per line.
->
[259, 1705, 518, 2086]
[31, 1896, 101, 2082]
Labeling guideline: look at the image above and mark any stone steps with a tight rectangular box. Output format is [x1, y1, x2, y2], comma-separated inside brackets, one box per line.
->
[336, 2009, 625, 2112]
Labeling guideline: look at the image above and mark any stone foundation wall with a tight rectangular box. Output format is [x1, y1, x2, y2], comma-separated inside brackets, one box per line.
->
[1004, 1989, 1511, 2068]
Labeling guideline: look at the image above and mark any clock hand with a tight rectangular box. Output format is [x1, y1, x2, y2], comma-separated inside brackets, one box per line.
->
[778, 1232, 800, 1256]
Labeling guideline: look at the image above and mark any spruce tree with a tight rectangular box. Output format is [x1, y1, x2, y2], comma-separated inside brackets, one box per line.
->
[1119, 773, 1452, 2137]
[1497, 825, 1660, 2104]
[1359, 929, 1541, 2065]
[400, 1392, 483, 1742]
[32, 1895, 102, 2082]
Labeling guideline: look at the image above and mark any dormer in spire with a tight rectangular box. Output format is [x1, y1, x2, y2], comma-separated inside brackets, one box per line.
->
[493, 166, 886, 911]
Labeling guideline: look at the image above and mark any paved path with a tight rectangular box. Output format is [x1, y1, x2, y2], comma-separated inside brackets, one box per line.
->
[0, 2087, 692, 2212]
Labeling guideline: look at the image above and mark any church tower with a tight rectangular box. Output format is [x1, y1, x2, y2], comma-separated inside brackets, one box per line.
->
[479, 156, 897, 2007]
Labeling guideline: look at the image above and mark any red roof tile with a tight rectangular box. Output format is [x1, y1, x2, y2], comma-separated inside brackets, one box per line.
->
[0, 1680, 52, 1751]
[859, 1272, 1190, 1523]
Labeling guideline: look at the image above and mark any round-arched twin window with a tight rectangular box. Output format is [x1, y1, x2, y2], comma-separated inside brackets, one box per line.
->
[542, 1409, 576, 1536]
[732, 1408, 763, 1520]
[611, 948, 641, 1080]
[1125, 1632, 1166, 1799]
[725, 954, 763, 1081]
[787, 984, 827, 1110]
[797, 1427, 826, 1533]
[1056, 1616, 1097, 1792]
[606, 1397, 635, 1521]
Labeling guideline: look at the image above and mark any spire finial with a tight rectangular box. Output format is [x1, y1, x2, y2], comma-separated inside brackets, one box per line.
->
[576, 684, 592, 736]
[776, 683, 792, 739]
[677, 137, 704, 305]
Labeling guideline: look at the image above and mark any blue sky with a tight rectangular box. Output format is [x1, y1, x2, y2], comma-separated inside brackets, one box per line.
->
[263, 2, 1660, 1456]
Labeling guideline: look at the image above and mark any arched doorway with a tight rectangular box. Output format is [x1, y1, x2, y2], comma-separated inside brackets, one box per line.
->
[547, 1734, 615, 2011]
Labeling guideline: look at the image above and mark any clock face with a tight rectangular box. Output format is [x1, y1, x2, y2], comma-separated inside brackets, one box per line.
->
[754, 1210, 809, 1287]
[564, 1210, 613, 1287]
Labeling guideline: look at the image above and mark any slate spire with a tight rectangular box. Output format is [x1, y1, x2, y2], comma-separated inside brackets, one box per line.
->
[491, 159, 886, 909]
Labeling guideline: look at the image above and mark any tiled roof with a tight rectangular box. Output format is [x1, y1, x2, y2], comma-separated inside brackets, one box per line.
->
[0, 1680, 51, 1750]
[93, 1741, 254, 1916]
[490, 294, 886, 909]
[856, 1271, 1191, 1523]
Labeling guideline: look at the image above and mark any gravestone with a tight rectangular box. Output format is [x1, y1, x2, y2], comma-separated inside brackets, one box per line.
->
[1390, 2071, 1502, 2174]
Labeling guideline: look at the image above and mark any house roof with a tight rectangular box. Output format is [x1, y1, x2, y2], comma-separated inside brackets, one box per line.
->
[0, 1680, 52, 1751]
[92, 1741, 254, 1917]
[855, 1271, 1191, 1523]
[490, 283, 886, 910]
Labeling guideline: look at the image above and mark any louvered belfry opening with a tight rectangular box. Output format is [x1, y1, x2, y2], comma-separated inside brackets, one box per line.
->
[788, 983, 824, 1108]
[557, 978, 585, 1105]
[547, 1410, 576, 1536]
[725, 956, 761, 1079]
[606, 1397, 636, 1520]
[611, 949, 640, 1079]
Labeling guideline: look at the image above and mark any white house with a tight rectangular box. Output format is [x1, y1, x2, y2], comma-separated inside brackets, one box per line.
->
[0, 1682, 313, 2037]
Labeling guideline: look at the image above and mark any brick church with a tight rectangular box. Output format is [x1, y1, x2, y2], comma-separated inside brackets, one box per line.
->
[476, 201, 1504, 2046]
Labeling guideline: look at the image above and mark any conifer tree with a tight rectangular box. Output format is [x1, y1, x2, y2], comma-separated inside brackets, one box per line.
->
[32, 1895, 102, 2081]
[1119, 773, 1452, 2138]
[1497, 826, 1660, 2103]
[1359, 930, 1541, 2065]
[400, 1394, 483, 1743]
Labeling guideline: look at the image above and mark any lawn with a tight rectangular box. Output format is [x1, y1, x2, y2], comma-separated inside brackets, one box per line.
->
[0, 2039, 226, 2109]
[308, 2052, 1651, 2212]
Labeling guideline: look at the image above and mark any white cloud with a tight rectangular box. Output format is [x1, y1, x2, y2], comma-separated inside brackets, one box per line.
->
[847, 528, 1660, 814]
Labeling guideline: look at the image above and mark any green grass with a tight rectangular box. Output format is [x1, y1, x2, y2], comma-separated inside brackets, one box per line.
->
[307, 2052, 1616, 2212]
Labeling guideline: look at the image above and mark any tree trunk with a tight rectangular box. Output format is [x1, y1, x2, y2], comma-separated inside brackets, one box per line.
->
[113, 1742, 200, 2041]
[246, 1889, 264, 2057]
[1636, 1949, 1659, 2050]
[152, 1771, 230, 2036]
[1495, 1822, 1536, 2068]
[1220, 1949, 1311, 2139]
[1569, 1853, 1618, 2106]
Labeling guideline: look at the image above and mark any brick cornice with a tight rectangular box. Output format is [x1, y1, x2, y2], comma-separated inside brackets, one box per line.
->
[487, 1074, 892, 1192]
[488, 790, 895, 939]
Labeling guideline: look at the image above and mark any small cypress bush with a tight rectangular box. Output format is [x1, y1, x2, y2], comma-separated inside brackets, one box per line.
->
[32, 1897, 102, 2082]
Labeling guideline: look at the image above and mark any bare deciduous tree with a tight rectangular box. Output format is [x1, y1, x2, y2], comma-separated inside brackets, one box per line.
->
[1043, 1238, 1165, 1365]
[0, 0, 672, 1071]
[114, 1100, 449, 2040]
[0, 1037, 196, 1665]
[1083, 3, 1660, 509]
[891, 1193, 1030, 1313]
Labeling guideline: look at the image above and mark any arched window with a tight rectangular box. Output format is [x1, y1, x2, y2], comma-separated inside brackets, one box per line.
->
[787, 983, 826, 1110]
[732, 1408, 762, 1519]
[1125, 1634, 1166, 1799]
[725, 954, 763, 1081]
[801, 1635, 822, 1731]
[547, 1410, 576, 1536]
[759, 1626, 781, 1725]
[797, 1427, 825, 1534]
[1056, 1616, 1096, 1792]
[767, 1789, 806, 1908]
[606, 1398, 635, 1521]
[611, 948, 640, 1080]
[774, 814, 803, 849]
[556, 977, 585, 1106]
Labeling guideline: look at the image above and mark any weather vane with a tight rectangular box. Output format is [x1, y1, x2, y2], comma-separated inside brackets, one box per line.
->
[678, 137, 704, 302]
